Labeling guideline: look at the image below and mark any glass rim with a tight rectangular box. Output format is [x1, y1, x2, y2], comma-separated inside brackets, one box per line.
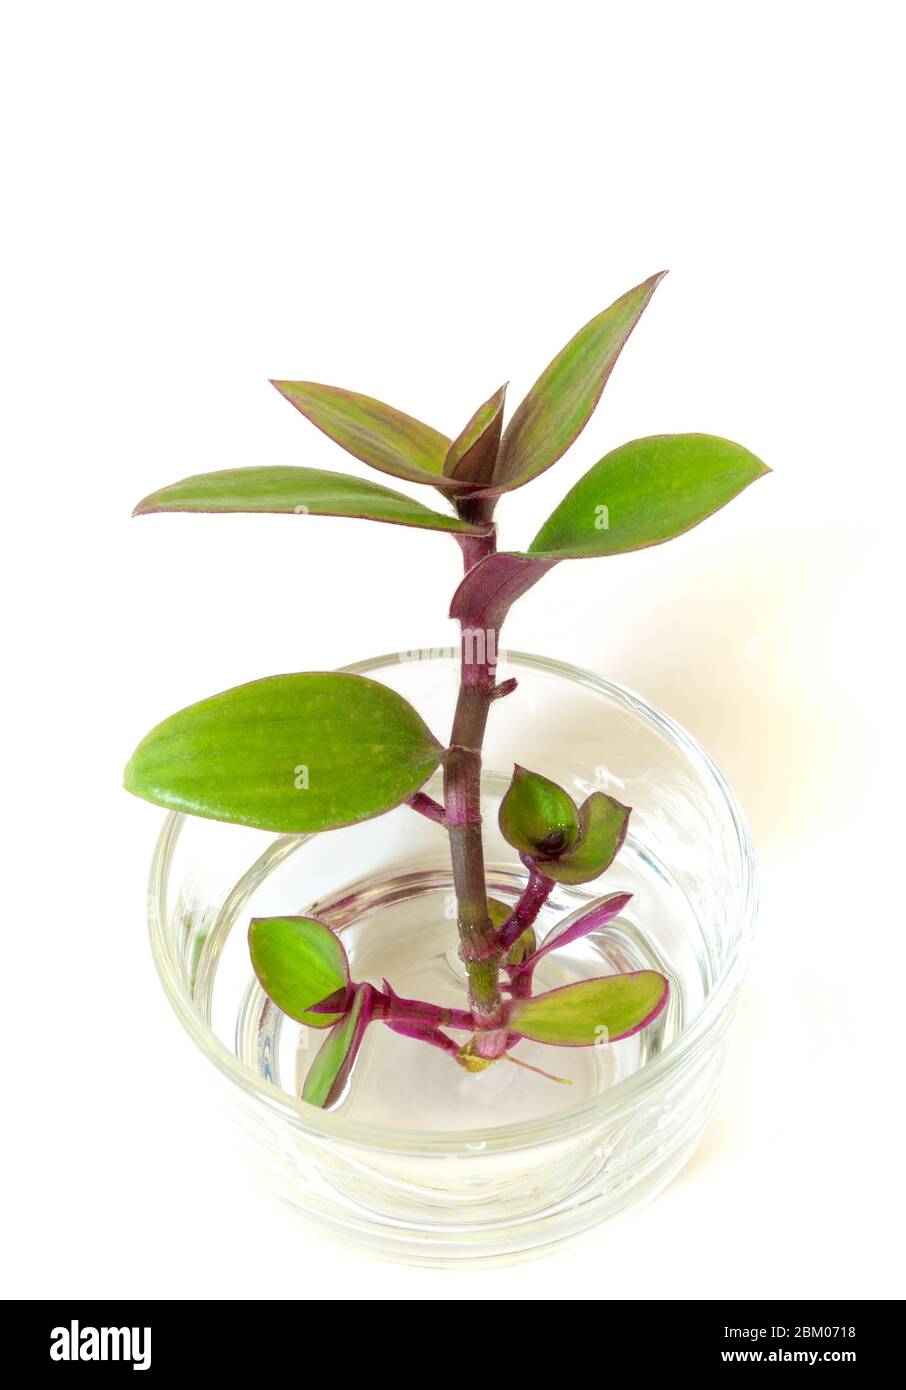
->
[147, 648, 758, 1155]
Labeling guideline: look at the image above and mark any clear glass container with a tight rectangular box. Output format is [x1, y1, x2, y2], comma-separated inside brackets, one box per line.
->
[148, 649, 757, 1265]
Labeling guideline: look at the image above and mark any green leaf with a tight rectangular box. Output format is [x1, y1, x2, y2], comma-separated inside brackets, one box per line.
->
[448, 433, 767, 628]
[124, 672, 443, 832]
[486, 898, 512, 931]
[271, 380, 457, 489]
[302, 984, 375, 1107]
[505, 925, 537, 968]
[499, 765, 581, 856]
[486, 896, 535, 965]
[492, 272, 665, 491]
[443, 383, 507, 485]
[508, 971, 669, 1045]
[537, 792, 630, 885]
[249, 916, 350, 1028]
[529, 434, 769, 559]
[512, 893, 632, 979]
[133, 466, 489, 535]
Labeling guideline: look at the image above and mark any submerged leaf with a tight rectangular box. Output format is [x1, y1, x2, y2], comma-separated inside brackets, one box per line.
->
[505, 925, 536, 967]
[249, 916, 350, 1028]
[499, 765, 581, 857]
[271, 381, 457, 488]
[511, 892, 632, 981]
[486, 896, 535, 966]
[486, 898, 512, 931]
[507, 972, 669, 1046]
[302, 984, 375, 1107]
[529, 434, 769, 558]
[133, 466, 489, 535]
[492, 272, 665, 491]
[443, 383, 507, 485]
[537, 793, 630, 885]
[124, 672, 443, 833]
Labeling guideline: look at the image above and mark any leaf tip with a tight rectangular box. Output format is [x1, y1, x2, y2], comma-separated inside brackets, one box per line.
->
[637, 971, 671, 1033]
[636, 269, 668, 297]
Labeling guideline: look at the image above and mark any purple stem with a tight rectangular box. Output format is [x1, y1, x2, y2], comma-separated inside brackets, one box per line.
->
[442, 524, 508, 1027]
[497, 864, 556, 953]
[455, 525, 497, 571]
[509, 891, 634, 992]
[305, 985, 354, 1016]
[384, 1019, 461, 1059]
[470, 1027, 510, 1061]
[406, 791, 447, 825]
[376, 979, 473, 1033]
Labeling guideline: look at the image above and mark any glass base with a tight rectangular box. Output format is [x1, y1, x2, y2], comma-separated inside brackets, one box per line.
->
[152, 651, 756, 1264]
[306, 866, 674, 1128]
[189, 760, 710, 1141]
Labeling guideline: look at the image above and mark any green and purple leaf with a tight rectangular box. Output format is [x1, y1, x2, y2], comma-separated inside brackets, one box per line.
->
[248, 915, 350, 1028]
[133, 466, 490, 535]
[271, 380, 460, 489]
[491, 272, 665, 491]
[535, 792, 630, 885]
[448, 552, 559, 631]
[510, 892, 632, 984]
[443, 383, 507, 486]
[529, 434, 769, 558]
[498, 765, 581, 857]
[302, 983, 376, 1108]
[124, 672, 443, 833]
[507, 971, 669, 1046]
[449, 433, 768, 628]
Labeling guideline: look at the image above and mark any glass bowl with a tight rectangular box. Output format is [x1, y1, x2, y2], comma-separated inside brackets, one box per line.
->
[147, 649, 757, 1266]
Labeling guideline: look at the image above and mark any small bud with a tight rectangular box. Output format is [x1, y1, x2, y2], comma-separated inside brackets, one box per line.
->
[505, 926, 537, 967]
[456, 1030, 509, 1071]
[456, 1049, 496, 1074]
[498, 765, 581, 857]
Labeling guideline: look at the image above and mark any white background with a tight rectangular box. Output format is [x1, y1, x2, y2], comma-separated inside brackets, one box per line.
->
[3, 1, 904, 1300]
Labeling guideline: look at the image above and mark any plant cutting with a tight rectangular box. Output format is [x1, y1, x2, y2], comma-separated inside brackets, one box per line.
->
[125, 271, 768, 1109]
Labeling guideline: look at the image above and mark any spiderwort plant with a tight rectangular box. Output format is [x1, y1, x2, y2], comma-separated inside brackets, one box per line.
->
[125, 272, 768, 1107]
